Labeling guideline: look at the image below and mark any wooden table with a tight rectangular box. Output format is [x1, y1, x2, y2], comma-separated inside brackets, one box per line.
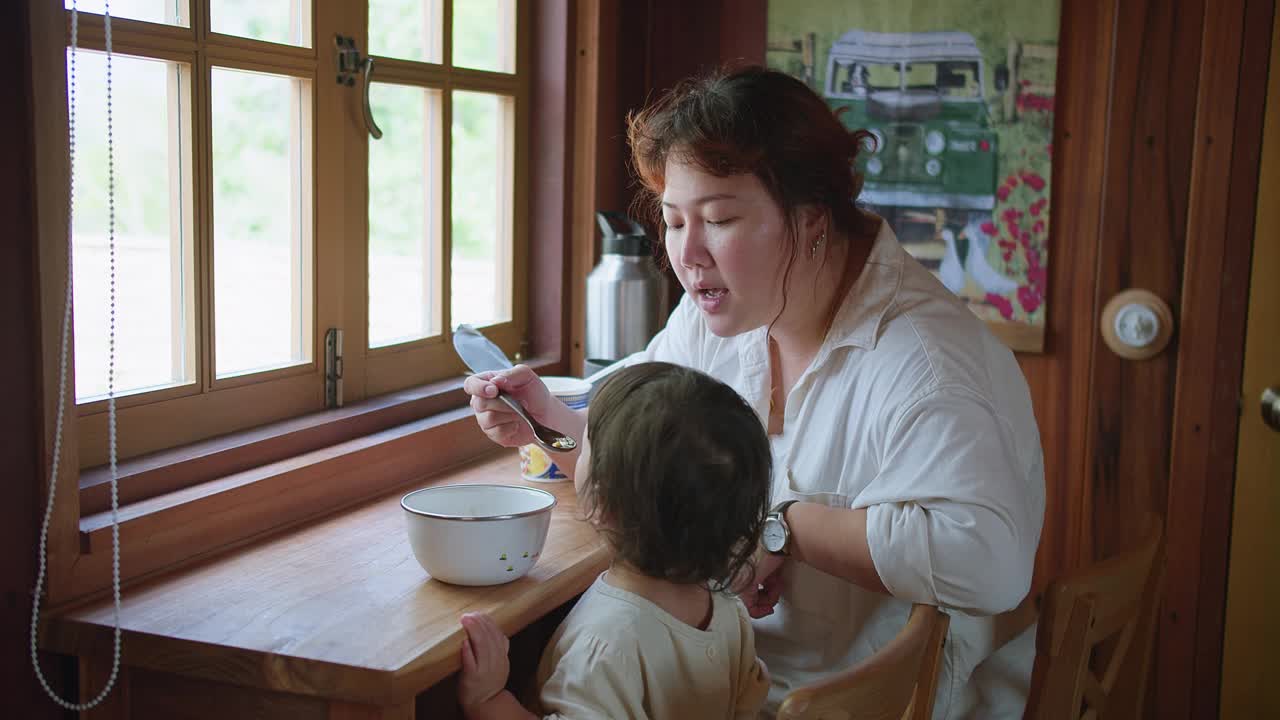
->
[43, 452, 609, 719]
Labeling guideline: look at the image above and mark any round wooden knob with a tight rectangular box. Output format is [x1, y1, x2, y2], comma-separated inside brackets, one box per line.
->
[1100, 289, 1174, 360]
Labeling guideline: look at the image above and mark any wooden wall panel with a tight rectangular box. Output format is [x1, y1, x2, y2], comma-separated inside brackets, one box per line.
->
[1015, 0, 1114, 595]
[571, 0, 770, 361]
[529, 0, 574, 363]
[3, 0, 74, 717]
[593, 0, 630, 220]
[1084, 0, 1202, 567]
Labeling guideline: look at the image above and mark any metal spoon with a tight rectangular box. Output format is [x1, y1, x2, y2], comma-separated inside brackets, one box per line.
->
[492, 392, 578, 454]
[452, 325, 577, 454]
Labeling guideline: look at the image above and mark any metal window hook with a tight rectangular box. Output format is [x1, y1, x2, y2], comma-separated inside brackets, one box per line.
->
[334, 34, 383, 139]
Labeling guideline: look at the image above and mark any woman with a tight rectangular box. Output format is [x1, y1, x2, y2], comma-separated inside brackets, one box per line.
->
[464, 66, 1044, 719]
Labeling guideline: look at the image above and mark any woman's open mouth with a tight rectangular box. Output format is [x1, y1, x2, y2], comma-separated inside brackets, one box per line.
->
[695, 287, 728, 312]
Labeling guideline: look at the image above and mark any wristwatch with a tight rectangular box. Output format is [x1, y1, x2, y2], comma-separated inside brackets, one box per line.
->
[762, 500, 799, 555]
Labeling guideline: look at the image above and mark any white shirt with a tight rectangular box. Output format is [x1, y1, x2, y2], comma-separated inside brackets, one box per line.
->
[627, 221, 1045, 719]
[535, 574, 770, 719]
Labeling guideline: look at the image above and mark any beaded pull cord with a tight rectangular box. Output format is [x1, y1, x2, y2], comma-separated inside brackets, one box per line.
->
[29, 1, 124, 711]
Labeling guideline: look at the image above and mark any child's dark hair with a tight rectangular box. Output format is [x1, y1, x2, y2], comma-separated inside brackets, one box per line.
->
[583, 362, 771, 592]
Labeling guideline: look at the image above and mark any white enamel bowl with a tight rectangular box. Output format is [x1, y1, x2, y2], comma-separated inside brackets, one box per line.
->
[401, 484, 557, 586]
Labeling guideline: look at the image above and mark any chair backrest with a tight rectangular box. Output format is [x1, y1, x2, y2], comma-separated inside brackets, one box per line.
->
[1024, 513, 1165, 720]
[777, 604, 950, 720]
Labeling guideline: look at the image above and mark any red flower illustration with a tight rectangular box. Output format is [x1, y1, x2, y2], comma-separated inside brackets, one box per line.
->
[979, 112, 1054, 320]
[1017, 285, 1042, 313]
[1028, 266, 1047, 292]
[1021, 172, 1047, 192]
[986, 292, 1015, 320]
[1015, 93, 1054, 113]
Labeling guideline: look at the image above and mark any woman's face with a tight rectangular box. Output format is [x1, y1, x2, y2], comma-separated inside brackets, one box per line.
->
[661, 158, 791, 338]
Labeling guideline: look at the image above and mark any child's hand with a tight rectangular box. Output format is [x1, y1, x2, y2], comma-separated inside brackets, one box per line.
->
[458, 612, 511, 710]
[736, 551, 785, 618]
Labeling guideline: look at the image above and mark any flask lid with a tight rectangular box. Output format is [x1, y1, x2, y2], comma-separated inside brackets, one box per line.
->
[596, 211, 652, 256]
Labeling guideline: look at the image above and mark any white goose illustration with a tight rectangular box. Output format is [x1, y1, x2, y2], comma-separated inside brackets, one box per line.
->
[938, 219, 1020, 296]
[938, 227, 967, 294]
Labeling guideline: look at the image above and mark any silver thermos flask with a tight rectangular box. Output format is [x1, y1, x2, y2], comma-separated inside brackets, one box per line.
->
[584, 212, 667, 377]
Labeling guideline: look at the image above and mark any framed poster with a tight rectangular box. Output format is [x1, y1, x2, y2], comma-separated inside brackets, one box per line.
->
[767, 1, 1059, 352]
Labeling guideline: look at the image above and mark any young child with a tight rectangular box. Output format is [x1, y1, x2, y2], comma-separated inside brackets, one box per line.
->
[457, 361, 773, 719]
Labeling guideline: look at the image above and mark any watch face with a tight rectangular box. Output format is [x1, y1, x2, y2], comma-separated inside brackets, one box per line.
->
[763, 517, 785, 552]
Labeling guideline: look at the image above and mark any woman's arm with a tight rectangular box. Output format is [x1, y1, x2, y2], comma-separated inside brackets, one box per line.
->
[783, 504, 888, 595]
[466, 368, 588, 483]
[734, 508, 886, 618]
[782, 387, 1042, 615]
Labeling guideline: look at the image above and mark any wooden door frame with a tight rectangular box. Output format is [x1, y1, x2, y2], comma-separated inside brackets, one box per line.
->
[1218, 7, 1280, 713]
[3, 0, 69, 715]
[1159, 1, 1273, 717]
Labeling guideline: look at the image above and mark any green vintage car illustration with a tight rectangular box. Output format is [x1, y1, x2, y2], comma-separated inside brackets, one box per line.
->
[825, 30, 1016, 298]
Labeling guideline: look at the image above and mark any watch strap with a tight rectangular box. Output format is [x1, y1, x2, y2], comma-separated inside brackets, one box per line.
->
[767, 500, 799, 555]
[770, 499, 799, 522]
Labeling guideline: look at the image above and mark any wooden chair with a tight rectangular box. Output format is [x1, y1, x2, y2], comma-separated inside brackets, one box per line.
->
[777, 604, 950, 720]
[1024, 514, 1165, 720]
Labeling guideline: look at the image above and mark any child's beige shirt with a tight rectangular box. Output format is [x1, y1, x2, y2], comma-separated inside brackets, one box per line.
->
[534, 573, 769, 719]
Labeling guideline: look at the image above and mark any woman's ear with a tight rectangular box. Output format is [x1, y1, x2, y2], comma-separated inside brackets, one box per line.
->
[796, 203, 828, 240]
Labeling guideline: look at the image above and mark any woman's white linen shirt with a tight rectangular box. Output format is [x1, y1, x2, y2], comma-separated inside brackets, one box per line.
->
[628, 221, 1045, 718]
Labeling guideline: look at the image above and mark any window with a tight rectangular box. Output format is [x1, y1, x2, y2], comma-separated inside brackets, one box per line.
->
[59, 0, 531, 466]
[360, 0, 526, 398]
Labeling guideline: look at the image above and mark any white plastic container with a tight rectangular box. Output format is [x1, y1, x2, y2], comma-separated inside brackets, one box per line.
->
[519, 376, 591, 482]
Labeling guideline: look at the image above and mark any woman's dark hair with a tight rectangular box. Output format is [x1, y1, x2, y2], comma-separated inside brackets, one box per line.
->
[583, 362, 771, 591]
[627, 65, 881, 269]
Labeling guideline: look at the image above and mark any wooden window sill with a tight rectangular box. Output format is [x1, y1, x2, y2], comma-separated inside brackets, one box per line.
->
[64, 356, 566, 604]
[79, 356, 562, 514]
[47, 453, 609, 710]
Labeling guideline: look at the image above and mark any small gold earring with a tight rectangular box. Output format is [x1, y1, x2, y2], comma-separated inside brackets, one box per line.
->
[810, 230, 827, 259]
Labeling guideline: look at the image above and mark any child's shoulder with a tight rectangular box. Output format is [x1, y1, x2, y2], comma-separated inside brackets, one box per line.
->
[557, 577, 653, 640]
[544, 581, 652, 667]
[716, 589, 755, 629]
[558, 581, 753, 653]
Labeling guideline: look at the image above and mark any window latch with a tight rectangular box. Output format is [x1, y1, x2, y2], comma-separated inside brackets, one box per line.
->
[334, 34, 363, 84]
[325, 328, 344, 408]
[334, 34, 383, 139]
